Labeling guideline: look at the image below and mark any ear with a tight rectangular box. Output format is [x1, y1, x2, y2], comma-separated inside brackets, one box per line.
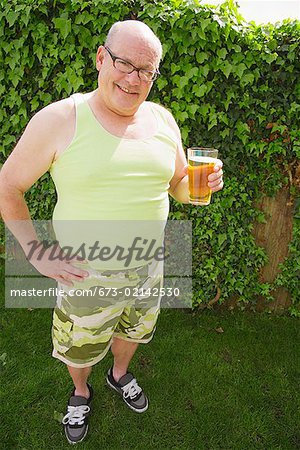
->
[96, 46, 105, 71]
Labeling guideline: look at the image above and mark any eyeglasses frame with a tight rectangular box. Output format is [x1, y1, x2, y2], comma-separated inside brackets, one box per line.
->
[104, 46, 160, 82]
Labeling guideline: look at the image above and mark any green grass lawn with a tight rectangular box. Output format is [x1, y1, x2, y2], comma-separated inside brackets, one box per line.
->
[1, 270, 299, 449]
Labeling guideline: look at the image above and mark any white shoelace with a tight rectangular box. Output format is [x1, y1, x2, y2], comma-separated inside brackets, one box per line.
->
[122, 378, 142, 400]
[62, 405, 90, 426]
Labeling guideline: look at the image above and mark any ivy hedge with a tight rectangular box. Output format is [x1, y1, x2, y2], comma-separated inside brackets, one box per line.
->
[1, 0, 299, 315]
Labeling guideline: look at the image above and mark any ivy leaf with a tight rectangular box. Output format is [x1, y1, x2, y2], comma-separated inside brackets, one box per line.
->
[200, 18, 211, 32]
[171, 63, 180, 74]
[234, 63, 247, 79]
[220, 128, 230, 139]
[198, 103, 210, 116]
[196, 52, 208, 64]
[193, 84, 207, 98]
[53, 18, 72, 40]
[188, 104, 199, 116]
[187, 67, 198, 79]
[176, 111, 188, 122]
[264, 53, 277, 64]
[228, 230, 235, 242]
[241, 73, 255, 86]
[220, 61, 232, 79]
[178, 76, 189, 89]
[208, 113, 217, 131]
[36, 46, 43, 62]
[7, 11, 18, 27]
[217, 48, 227, 59]
[201, 65, 210, 77]
[218, 234, 227, 246]
[30, 97, 40, 112]
[10, 73, 20, 88]
[157, 78, 168, 90]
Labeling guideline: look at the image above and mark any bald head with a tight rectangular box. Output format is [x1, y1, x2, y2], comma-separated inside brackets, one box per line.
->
[105, 20, 163, 64]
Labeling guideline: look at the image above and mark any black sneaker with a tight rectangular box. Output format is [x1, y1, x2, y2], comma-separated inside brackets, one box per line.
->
[106, 368, 148, 413]
[62, 383, 93, 445]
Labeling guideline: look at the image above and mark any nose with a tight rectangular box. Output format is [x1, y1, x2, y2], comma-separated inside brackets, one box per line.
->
[124, 69, 141, 85]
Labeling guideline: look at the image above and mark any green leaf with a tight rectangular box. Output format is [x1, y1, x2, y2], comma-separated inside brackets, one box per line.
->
[241, 73, 255, 86]
[196, 52, 208, 64]
[8, 58, 16, 70]
[187, 67, 198, 79]
[30, 97, 40, 112]
[228, 230, 235, 242]
[192, 84, 207, 98]
[36, 46, 43, 62]
[217, 48, 227, 59]
[208, 113, 217, 131]
[178, 76, 189, 89]
[10, 73, 20, 88]
[176, 111, 188, 122]
[7, 11, 18, 27]
[200, 18, 211, 32]
[201, 65, 210, 78]
[188, 104, 199, 116]
[235, 63, 247, 79]
[220, 61, 232, 79]
[198, 103, 210, 116]
[220, 128, 230, 139]
[53, 18, 72, 40]
[264, 53, 277, 64]
[157, 78, 168, 90]
[218, 234, 227, 246]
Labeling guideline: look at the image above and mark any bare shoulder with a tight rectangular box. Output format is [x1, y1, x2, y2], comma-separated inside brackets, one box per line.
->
[0, 96, 77, 194]
[29, 96, 76, 160]
[32, 96, 75, 129]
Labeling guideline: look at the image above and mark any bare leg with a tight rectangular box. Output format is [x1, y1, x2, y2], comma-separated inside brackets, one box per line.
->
[67, 365, 92, 399]
[111, 337, 138, 382]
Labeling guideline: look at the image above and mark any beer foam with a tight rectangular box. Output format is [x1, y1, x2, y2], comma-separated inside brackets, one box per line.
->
[188, 156, 217, 163]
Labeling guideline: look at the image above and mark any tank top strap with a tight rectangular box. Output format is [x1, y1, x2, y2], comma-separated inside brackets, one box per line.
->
[70, 92, 91, 137]
[70, 92, 85, 105]
[148, 101, 178, 148]
[148, 101, 168, 125]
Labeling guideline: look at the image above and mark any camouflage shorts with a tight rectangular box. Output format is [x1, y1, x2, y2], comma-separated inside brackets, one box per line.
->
[52, 261, 163, 368]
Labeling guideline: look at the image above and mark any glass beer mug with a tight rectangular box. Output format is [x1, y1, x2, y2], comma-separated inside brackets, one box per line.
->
[187, 147, 218, 206]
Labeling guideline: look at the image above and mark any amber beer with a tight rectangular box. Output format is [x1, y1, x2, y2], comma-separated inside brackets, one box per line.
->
[188, 148, 218, 205]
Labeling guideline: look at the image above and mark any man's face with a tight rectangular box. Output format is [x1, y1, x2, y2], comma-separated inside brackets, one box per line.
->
[96, 34, 160, 116]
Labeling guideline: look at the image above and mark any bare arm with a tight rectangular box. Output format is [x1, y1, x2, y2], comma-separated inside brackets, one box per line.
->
[0, 106, 58, 250]
[0, 100, 89, 285]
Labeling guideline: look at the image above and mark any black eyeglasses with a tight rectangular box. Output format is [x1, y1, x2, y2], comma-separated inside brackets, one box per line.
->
[104, 46, 160, 82]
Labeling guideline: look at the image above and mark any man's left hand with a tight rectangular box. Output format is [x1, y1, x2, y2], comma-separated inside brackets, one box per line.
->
[208, 159, 224, 193]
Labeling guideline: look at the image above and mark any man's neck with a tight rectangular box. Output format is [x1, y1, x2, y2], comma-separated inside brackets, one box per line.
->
[87, 89, 142, 124]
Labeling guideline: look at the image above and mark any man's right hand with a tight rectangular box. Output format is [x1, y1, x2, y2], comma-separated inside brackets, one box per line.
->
[28, 244, 90, 287]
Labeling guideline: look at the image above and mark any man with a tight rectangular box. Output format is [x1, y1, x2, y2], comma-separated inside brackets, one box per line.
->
[0, 20, 223, 444]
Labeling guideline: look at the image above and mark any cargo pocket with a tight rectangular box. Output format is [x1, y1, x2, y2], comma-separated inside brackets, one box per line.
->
[52, 307, 74, 354]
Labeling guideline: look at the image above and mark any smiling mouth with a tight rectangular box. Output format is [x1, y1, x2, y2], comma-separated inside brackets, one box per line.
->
[116, 84, 138, 95]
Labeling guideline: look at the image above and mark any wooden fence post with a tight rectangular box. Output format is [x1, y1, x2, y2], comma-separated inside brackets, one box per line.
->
[253, 187, 294, 312]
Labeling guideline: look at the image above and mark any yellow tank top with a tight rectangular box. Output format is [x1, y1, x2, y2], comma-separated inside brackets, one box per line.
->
[49, 93, 177, 269]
